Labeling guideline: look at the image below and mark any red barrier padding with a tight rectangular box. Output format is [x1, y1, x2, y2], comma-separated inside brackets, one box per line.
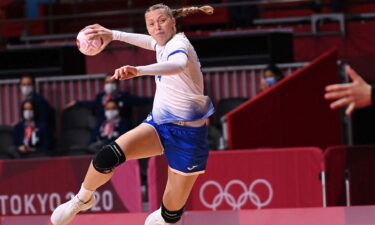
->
[148, 147, 324, 212]
[325, 145, 375, 206]
[226, 49, 341, 149]
[324, 146, 347, 206]
[0, 156, 142, 216]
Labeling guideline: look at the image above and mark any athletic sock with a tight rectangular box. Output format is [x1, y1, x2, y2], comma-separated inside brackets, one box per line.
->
[77, 184, 94, 203]
[161, 203, 184, 224]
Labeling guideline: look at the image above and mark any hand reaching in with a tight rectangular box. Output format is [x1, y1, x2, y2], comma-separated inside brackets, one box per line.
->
[325, 65, 372, 115]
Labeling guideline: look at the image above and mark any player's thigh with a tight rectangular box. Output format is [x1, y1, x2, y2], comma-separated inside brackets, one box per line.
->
[162, 168, 199, 210]
[115, 123, 163, 160]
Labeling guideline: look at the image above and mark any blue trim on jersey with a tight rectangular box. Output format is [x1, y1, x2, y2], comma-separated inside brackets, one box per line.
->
[153, 43, 157, 50]
[167, 50, 188, 60]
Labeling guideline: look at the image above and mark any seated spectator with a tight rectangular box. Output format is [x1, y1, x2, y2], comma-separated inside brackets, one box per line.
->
[70, 75, 152, 125]
[89, 100, 130, 153]
[11, 100, 53, 158]
[260, 64, 285, 91]
[20, 74, 55, 129]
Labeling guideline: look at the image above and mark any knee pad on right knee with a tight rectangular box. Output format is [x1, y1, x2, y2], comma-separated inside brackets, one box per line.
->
[161, 203, 184, 224]
[92, 142, 126, 174]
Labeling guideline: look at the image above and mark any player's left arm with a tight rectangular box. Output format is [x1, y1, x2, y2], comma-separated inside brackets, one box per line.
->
[111, 40, 189, 80]
[136, 39, 189, 76]
[111, 53, 188, 80]
[137, 52, 188, 75]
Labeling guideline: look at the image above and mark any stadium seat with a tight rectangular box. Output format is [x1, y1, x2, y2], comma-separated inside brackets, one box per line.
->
[131, 102, 153, 128]
[215, 97, 248, 128]
[0, 125, 15, 159]
[208, 97, 248, 150]
[59, 105, 96, 155]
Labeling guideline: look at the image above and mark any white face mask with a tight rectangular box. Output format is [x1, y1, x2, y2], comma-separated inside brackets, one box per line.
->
[23, 110, 34, 121]
[21, 85, 33, 97]
[105, 110, 119, 120]
[104, 83, 117, 94]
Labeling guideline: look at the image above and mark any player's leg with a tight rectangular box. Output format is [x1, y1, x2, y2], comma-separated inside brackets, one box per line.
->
[145, 121, 209, 225]
[145, 169, 199, 225]
[82, 123, 163, 191]
[51, 123, 163, 225]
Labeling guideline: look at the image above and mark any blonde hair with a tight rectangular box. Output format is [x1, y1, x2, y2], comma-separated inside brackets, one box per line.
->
[146, 3, 214, 19]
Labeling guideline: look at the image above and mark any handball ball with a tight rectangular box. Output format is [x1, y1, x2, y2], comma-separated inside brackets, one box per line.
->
[76, 28, 104, 56]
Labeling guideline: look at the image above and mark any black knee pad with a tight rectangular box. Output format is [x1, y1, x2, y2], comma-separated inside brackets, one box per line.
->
[92, 142, 126, 174]
[161, 202, 184, 224]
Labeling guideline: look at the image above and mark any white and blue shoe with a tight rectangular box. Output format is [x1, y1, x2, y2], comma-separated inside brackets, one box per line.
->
[51, 195, 95, 225]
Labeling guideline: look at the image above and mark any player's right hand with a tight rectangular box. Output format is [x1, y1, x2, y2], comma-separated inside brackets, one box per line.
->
[84, 24, 113, 43]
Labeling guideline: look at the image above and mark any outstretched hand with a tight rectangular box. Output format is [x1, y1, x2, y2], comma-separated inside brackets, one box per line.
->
[111, 65, 139, 80]
[325, 65, 372, 115]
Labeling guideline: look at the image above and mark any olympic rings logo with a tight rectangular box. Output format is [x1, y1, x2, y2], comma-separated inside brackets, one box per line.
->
[199, 179, 273, 210]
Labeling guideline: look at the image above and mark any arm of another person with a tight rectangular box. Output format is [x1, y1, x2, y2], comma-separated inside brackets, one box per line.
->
[34, 122, 52, 153]
[84, 24, 156, 51]
[325, 65, 373, 115]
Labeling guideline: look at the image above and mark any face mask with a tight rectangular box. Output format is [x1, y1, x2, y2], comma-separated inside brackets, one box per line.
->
[21, 85, 33, 97]
[23, 110, 34, 121]
[265, 77, 277, 86]
[105, 110, 119, 120]
[104, 83, 117, 94]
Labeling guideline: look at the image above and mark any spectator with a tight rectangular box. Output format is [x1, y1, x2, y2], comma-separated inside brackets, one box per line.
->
[325, 65, 372, 115]
[20, 74, 55, 129]
[89, 100, 130, 152]
[260, 64, 285, 91]
[11, 100, 53, 158]
[70, 75, 152, 123]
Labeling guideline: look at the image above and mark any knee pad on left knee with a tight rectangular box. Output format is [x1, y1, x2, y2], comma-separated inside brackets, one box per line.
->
[92, 142, 126, 174]
[161, 203, 184, 224]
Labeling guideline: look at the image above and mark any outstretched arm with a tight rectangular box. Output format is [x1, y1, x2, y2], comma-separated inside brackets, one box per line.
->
[325, 65, 372, 115]
[112, 30, 155, 51]
[84, 24, 155, 51]
[111, 53, 188, 80]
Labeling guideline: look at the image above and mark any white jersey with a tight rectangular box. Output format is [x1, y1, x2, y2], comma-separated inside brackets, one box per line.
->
[150, 33, 214, 124]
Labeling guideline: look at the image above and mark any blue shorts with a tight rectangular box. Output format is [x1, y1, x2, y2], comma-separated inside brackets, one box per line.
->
[143, 114, 209, 175]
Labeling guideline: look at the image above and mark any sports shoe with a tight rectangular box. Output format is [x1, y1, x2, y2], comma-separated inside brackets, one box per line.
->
[144, 208, 170, 225]
[50, 195, 96, 225]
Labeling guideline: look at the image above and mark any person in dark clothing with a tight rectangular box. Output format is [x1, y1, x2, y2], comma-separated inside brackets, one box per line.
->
[260, 64, 285, 91]
[89, 100, 130, 152]
[20, 74, 55, 129]
[12, 100, 53, 158]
